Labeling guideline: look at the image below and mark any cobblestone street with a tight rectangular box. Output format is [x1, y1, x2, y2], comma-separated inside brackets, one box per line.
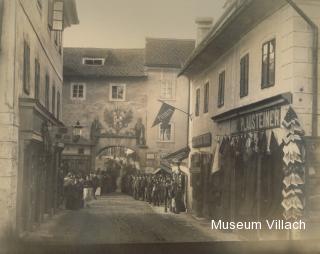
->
[24, 193, 240, 244]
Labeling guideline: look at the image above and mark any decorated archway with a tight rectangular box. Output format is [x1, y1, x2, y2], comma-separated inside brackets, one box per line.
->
[95, 146, 139, 193]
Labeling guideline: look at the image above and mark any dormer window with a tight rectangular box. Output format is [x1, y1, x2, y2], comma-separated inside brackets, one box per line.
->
[82, 57, 105, 66]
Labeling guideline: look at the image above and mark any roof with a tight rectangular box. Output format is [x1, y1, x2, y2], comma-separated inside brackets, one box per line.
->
[179, 0, 287, 76]
[145, 38, 195, 68]
[163, 146, 190, 163]
[63, 48, 146, 78]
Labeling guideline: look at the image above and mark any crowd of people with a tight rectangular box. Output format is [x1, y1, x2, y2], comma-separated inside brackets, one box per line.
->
[122, 171, 186, 213]
[63, 172, 100, 210]
[61, 164, 187, 215]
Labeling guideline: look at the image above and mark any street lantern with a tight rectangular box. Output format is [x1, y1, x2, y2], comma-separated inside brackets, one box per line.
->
[72, 121, 82, 142]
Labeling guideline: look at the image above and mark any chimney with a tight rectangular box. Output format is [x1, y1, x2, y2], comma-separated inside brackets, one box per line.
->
[195, 17, 213, 46]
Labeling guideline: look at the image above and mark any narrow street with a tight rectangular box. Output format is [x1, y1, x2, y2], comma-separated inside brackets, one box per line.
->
[24, 193, 240, 244]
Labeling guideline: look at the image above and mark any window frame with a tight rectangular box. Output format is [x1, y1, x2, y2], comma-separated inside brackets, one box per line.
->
[240, 53, 249, 98]
[261, 39, 276, 88]
[82, 57, 105, 66]
[109, 83, 126, 102]
[218, 71, 225, 108]
[203, 82, 209, 113]
[160, 79, 176, 100]
[71, 82, 86, 100]
[158, 122, 175, 142]
[195, 88, 200, 117]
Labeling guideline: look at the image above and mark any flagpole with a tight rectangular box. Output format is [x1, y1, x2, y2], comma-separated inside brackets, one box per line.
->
[158, 100, 192, 119]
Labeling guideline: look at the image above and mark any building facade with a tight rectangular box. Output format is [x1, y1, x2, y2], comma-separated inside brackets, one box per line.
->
[0, 0, 78, 238]
[62, 38, 194, 175]
[180, 0, 320, 225]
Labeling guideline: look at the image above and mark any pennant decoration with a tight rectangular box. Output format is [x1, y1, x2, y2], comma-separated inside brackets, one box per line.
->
[281, 107, 305, 221]
[152, 102, 175, 127]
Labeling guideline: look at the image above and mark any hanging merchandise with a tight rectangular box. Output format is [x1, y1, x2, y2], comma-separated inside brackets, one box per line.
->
[211, 141, 221, 174]
[281, 106, 305, 221]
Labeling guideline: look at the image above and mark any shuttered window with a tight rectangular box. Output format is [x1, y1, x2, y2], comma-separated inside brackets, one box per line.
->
[23, 41, 31, 95]
[218, 71, 225, 107]
[240, 54, 249, 98]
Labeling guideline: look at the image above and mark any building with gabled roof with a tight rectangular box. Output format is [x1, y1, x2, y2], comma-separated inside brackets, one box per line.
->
[179, 0, 320, 237]
[62, 38, 195, 177]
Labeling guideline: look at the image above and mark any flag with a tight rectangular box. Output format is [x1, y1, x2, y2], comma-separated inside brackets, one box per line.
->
[152, 102, 175, 127]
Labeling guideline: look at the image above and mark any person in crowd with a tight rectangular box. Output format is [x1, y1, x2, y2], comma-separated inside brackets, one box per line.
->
[83, 175, 93, 208]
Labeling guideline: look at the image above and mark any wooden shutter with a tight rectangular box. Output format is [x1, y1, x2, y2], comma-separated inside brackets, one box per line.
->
[23, 41, 30, 95]
[35, 59, 40, 99]
[48, 0, 54, 29]
[0, 0, 3, 50]
[218, 71, 225, 107]
[240, 54, 249, 98]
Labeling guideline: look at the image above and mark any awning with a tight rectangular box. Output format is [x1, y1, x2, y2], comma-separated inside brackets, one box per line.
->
[152, 167, 172, 175]
[163, 146, 190, 163]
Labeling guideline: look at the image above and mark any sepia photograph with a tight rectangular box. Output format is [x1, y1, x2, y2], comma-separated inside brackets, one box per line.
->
[0, 0, 320, 253]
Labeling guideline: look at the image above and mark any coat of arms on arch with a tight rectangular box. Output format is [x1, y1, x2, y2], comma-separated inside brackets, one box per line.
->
[104, 107, 134, 136]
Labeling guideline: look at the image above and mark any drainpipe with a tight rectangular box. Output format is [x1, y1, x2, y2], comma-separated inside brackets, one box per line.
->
[286, 0, 318, 137]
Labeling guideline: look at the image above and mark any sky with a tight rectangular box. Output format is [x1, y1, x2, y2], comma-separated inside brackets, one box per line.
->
[63, 0, 226, 49]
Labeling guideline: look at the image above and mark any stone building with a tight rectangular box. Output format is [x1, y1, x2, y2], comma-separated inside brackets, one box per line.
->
[180, 0, 320, 229]
[0, 0, 78, 238]
[62, 38, 194, 175]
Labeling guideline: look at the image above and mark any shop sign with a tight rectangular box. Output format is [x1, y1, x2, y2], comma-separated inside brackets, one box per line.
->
[192, 133, 212, 148]
[231, 107, 281, 133]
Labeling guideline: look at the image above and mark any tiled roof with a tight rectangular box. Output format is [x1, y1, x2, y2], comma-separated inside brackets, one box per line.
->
[63, 48, 146, 78]
[145, 38, 195, 68]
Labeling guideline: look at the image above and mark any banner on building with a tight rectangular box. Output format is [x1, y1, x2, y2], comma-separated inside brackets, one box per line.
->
[152, 102, 175, 127]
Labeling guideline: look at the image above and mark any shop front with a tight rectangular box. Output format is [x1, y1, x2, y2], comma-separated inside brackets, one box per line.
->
[189, 133, 212, 218]
[18, 98, 64, 234]
[211, 93, 301, 223]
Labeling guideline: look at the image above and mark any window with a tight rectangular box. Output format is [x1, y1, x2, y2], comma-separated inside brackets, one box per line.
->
[52, 85, 56, 116]
[57, 91, 60, 120]
[82, 57, 105, 66]
[240, 54, 249, 97]
[71, 83, 85, 99]
[34, 59, 40, 100]
[45, 74, 50, 109]
[203, 82, 209, 113]
[110, 84, 126, 101]
[160, 79, 175, 100]
[195, 88, 200, 117]
[218, 71, 225, 107]
[48, 0, 53, 29]
[78, 148, 84, 155]
[23, 41, 30, 95]
[159, 123, 174, 142]
[261, 39, 276, 88]
[37, 0, 42, 10]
